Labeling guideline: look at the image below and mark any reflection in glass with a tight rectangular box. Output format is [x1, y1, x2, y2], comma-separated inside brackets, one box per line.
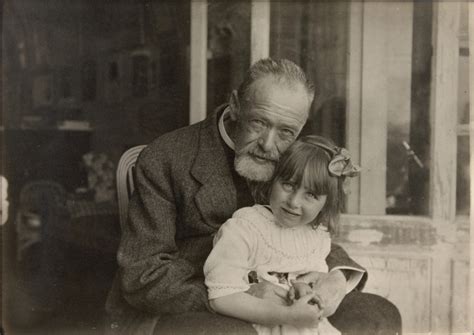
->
[386, 2, 431, 215]
[207, 0, 250, 114]
[137, 1, 190, 140]
[458, 2, 469, 125]
[458, 53, 470, 125]
[59, 67, 73, 99]
[270, 1, 349, 147]
[269, 2, 434, 215]
[81, 60, 97, 101]
[132, 54, 149, 98]
[456, 2, 470, 216]
[4, 3, 192, 333]
[456, 136, 470, 215]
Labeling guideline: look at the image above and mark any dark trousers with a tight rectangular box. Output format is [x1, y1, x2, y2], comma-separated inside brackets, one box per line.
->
[328, 291, 402, 335]
[106, 291, 401, 335]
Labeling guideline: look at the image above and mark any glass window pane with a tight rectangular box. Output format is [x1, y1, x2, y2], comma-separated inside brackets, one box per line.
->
[458, 51, 470, 124]
[386, 2, 431, 215]
[456, 2, 470, 216]
[3, 1, 191, 330]
[207, 0, 250, 114]
[270, 2, 433, 216]
[270, 1, 349, 147]
[132, 55, 149, 97]
[81, 60, 97, 101]
[136, 1, 190, 142]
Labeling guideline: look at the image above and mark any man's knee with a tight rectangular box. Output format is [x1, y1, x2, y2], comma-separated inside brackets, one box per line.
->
[328, 291, 402, 335]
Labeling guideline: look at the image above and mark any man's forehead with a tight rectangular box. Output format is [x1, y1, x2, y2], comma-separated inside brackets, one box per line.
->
[244, 79, 310, 120]
[249, 76, 304, 96]
[251, 78, 310, 105]
[248, 106, 308, 126]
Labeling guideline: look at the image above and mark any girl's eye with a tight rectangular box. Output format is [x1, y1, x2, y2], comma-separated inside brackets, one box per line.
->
[306, 192, 319, 200]
[281, 182, 294, 192]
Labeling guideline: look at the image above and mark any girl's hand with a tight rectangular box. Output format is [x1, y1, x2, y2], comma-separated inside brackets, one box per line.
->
[296, 271, 326, 285]
[288, 280, 313, 303]
[286, 292, 323, 328]
[246, 279, 290, 306]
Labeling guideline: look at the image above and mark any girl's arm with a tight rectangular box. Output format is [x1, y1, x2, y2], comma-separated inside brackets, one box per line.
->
[210, 291, 322, 328]
[205, 213, 319, 327]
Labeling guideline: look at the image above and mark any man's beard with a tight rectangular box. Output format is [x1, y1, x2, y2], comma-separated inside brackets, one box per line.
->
[234, 154, 276, 182]
[234, 142, 279, 182]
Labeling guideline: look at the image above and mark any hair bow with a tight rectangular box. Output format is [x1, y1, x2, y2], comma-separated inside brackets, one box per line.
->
[327, 147, 361, 178]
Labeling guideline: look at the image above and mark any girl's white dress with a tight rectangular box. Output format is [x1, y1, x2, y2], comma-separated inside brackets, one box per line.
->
[204, 204, 340, 335]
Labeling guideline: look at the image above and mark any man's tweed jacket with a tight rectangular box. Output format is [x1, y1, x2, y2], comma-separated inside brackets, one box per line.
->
[106, 105, 366, 321]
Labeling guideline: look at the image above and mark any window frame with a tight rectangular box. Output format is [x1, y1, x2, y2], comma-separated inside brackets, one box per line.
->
[188, 0, 470, 224]
[185, 1, 473, 331]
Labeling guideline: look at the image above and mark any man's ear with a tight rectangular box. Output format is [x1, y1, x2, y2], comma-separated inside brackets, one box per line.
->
[229, 90, 240, 121]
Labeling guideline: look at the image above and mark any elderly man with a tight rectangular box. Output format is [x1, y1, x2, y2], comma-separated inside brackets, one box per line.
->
[106, 58, 401, 334]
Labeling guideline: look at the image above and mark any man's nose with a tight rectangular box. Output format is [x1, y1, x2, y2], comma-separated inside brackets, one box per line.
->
[258, 129, 277, 153]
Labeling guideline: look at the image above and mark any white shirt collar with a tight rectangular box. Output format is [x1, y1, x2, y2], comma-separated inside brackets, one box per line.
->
[218, 107, 235, 151]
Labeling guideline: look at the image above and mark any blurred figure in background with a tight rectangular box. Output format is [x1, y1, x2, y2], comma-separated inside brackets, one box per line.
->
[1, 175, 8, 225]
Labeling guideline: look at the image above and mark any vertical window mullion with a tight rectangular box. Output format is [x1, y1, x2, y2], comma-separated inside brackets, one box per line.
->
[345, 1, 363, 214]
[430, 2, 460, 222]
[251, 0, 270, 63]
[189, 0, 208, 124]
[359, 2, 389, 215]
[468, 2, 474, 331]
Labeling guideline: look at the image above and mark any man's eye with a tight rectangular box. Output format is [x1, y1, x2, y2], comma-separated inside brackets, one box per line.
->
[249, 119, 265, 128]
[280, 129, 295, 138]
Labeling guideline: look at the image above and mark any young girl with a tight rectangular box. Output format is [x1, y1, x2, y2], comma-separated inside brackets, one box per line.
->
[204, 135, 360, 335]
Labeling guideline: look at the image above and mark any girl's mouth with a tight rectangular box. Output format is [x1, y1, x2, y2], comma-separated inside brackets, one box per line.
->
[281, 207, 300, 217]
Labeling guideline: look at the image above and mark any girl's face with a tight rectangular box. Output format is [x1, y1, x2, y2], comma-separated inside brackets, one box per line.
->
[269, 179, 327, 229]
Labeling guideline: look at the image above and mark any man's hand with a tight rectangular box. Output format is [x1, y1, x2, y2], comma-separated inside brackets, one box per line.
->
[286, 292, 323, 328]
[296, 270, 346, 317]
[245, 280, 290, 306]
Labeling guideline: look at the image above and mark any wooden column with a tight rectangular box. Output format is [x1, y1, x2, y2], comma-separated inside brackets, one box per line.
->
[345, 1, 363, 214]
[430, 2, 460, 223]
[359, 2, 389, 215]
[429, 3, 460, 333]
[189, 0, 208, 124]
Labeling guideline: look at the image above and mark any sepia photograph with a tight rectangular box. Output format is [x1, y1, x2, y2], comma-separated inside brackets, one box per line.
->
[1, 0, 472, 334]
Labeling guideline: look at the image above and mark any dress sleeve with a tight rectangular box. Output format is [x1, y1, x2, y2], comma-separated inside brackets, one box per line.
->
[204, 218, 256, 300]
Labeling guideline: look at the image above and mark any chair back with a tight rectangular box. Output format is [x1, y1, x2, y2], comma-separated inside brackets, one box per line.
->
[116, 145, 146, 228]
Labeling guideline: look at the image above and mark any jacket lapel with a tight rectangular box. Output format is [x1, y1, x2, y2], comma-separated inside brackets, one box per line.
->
[191, 106, 237, 229]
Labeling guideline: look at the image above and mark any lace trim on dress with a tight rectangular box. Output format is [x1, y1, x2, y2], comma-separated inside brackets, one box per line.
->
[236, 206, 330, 261]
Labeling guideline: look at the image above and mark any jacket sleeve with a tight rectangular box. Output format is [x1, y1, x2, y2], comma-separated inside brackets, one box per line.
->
[117, 145, 209, 315]
[326, 243, 368, 292]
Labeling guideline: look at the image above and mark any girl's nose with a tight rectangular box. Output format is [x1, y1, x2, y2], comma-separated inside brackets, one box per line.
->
[287, 192, 301, 209]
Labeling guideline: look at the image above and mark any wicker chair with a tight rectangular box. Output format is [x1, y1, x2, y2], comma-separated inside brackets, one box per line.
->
[116, 145, 146, 228]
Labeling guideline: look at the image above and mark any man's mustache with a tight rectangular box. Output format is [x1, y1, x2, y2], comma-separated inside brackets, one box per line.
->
[237, 147, 279, 162]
